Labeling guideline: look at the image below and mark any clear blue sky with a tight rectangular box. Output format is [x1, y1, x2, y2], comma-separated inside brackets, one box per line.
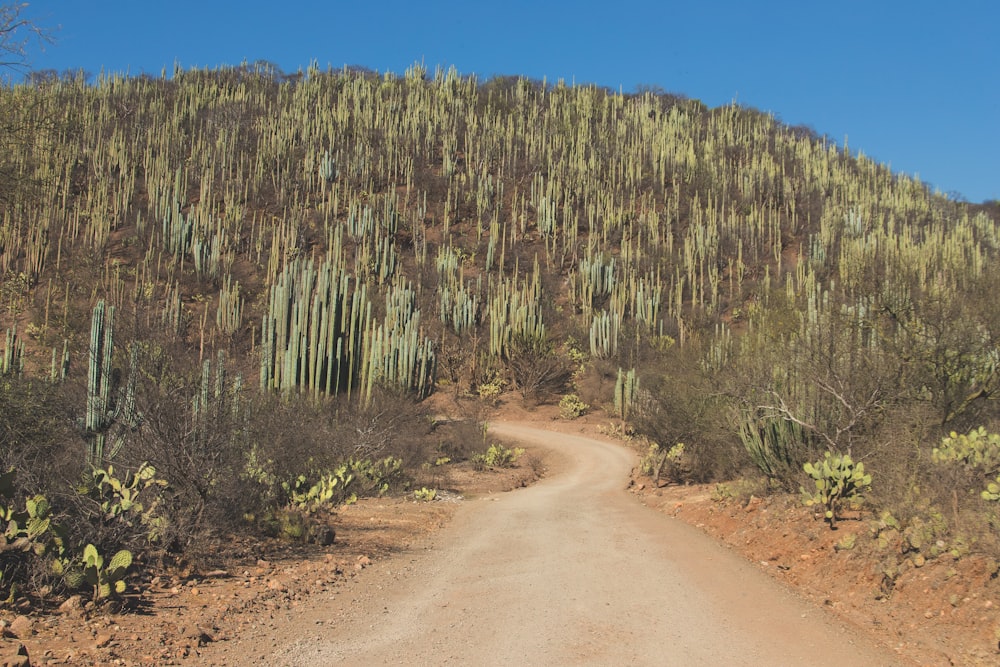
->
[20, 0, 1000, 203]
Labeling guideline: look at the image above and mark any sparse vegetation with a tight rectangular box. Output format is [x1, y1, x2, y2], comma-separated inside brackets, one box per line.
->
[473, 443, 525, 470]
[0, 30, 996, 624]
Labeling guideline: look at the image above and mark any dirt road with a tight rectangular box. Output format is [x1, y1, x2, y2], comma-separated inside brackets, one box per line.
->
[208, 423, 909, 666]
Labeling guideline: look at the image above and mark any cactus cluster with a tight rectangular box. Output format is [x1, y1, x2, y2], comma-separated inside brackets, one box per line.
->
[487, 260, 545, 360]
[0, 471, 53, 556]
[49, 340, 70, 383]
[283, 467, 355, 512]
[260, 255, 435, 401]
[932, 426, 1000, 472]
[589, 309, 620, 359]
[1, 467, 147, 603]
[738, 412, 804, 479]
[473, 443, 525, 469]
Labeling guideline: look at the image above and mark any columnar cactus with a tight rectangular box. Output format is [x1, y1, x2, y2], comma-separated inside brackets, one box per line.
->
[2, 326, 24, 375]
[85, 301, 140, 466]
[50, 340, 70, 383]
[589, 310, 620, 359]
[261, 256, 434, 401]
[487, 258, 545, 360]
[216, 275, 243, 336]
[86, 301, 115, 464]
[319, 149, 338, 184]
[613, 367, 638, 420]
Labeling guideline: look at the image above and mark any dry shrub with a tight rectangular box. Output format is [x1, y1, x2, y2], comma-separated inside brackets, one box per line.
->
[427, 418, 482, 464]
[632, 354, 747, 484]
[0, 376, 82, 497]
[573, 358, 619, 412]
[124, 377, 437, 551]
[328, 386, 435, 467]
[505, 335, 573, 403]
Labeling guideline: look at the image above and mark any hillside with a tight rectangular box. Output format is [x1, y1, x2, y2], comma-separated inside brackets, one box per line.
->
[2, 62, 1000, 651]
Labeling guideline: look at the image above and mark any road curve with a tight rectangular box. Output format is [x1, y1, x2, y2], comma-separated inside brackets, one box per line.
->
[269, 422, 909, 666]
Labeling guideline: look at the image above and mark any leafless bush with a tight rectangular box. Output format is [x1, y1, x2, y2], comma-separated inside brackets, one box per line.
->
[0, 376, 82, 497]
[329, 387, 434, 465]
[428, 417, 482, 464]
[864, 403, 1000, 554]
[505, 335, 573, 402]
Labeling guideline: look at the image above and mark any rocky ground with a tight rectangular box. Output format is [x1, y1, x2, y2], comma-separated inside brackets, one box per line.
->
[1, 404, 999, 666]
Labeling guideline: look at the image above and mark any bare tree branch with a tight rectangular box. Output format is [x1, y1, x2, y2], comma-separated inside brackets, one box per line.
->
[0, 3, 54, 74]
[756, 373, 885, 455]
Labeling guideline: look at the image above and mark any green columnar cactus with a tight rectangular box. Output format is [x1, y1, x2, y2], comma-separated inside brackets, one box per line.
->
[319, 149, 337, 184]
[161, 199, 193, 260]
[631, 275, 662, 330]
[613, 367, 638, 420]
[737, 412, 802, 479]
[161, 281, 183, 335]
[87, 300, 115, 465]
[261, 256, 434, 400]
[85, 302, 140, 466]
[361, 281, 436, 401]
[216, 275, 243, 336]
[575, 251, 615, 312]
[440, 281, 481, 335]
[536, 195, 556, 238]
[487, 260, 545, 360]
[1, 326, 24, 375]
[49, 340, 70, 383]
[589, 310, 620, 359]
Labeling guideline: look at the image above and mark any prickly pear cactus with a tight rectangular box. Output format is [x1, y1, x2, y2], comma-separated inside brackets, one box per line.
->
[82, 543, 132, 600]
[801, 451, 872, 528]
